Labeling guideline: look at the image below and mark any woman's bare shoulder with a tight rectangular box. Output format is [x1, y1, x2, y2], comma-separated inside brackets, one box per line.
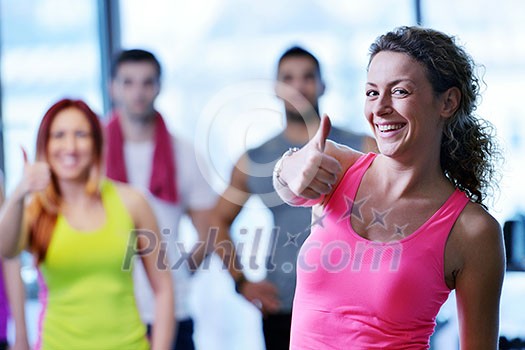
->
[456, 202, 502, 240]
[112, 181, 149, 214]
[451, 201, 504, 268]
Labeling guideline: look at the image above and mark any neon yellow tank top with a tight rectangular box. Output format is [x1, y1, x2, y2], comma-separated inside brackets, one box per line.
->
[37, 180, 149, 350]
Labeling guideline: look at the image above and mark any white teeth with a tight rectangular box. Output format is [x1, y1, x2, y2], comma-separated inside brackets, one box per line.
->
[378, 124, 404, 132]
[61, 156, 77, 166]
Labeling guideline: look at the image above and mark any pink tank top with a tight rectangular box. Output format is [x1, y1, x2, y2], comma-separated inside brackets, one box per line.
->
[290, 153, 469, 349]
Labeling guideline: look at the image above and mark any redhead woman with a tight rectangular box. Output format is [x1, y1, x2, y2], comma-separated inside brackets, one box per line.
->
[274, 27, 505, 349]
[0, 99, 174, 349]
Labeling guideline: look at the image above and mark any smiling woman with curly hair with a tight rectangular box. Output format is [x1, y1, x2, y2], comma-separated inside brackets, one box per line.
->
[274, 26, 505, 349]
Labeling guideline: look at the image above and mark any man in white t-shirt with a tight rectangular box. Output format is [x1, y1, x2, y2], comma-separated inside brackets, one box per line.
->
[105, 49, 216, 350]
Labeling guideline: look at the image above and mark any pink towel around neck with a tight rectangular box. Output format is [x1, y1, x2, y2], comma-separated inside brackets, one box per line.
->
[105, 111, 178, 203]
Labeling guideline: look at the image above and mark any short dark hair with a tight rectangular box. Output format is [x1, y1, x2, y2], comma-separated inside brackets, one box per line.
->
[277, 46, 322, 78]
[111, 49, 162, 79]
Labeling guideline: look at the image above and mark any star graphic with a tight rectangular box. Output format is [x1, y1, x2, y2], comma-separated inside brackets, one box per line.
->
[338, 195, 367, 223]
[311, 212, 328, 228]
[284, 231, 301, 247]
[393, 224, 409, 237]
[368, 208, 390, 229]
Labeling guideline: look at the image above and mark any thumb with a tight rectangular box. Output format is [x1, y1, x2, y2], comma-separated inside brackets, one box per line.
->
[313, 114, 332, 152]
[20, 146, 29, 164]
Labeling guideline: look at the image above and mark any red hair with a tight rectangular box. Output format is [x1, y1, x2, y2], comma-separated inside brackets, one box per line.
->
[27, 98, 104, 263]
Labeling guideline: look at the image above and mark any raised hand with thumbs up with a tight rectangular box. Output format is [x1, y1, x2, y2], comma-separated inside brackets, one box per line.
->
[0, 147, 52, 258]
[273, 114, 363, 206]
[17, 146, 52, 199]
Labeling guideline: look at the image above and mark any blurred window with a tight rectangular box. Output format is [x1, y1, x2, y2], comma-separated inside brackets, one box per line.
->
[424, 0, 525, 221]
[1, 0, 102, 193]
